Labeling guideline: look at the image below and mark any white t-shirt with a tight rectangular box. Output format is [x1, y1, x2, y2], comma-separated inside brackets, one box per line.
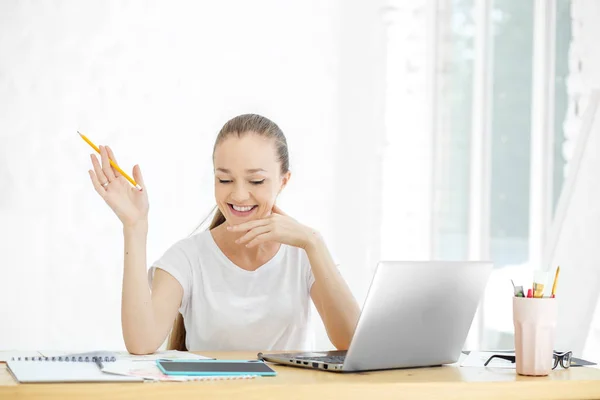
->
[148, 230, 316, 351]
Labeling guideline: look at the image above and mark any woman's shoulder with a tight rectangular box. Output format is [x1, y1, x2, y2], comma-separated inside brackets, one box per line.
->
[165, 230, 214, 257]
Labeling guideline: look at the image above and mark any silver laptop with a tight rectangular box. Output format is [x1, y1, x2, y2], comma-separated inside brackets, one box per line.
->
[258, 261, 492, 372]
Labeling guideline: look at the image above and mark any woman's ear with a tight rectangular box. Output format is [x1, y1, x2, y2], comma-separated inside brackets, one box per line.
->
[279, 171, 291, 194]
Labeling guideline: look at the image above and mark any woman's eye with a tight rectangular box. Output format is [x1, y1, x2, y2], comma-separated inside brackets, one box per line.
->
[250, 180, 265, 185]
[218, 179, 232, 184]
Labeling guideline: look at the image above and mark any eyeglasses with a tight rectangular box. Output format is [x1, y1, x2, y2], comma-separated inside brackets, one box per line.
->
[484, 351, 573, 369]
[553, 351, 573, 369]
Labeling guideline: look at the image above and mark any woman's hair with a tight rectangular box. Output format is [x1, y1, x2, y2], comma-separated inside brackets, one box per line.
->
[167, 114, 290, 351]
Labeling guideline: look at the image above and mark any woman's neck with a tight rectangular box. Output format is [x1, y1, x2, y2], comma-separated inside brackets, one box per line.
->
[210, 223, 281, 271]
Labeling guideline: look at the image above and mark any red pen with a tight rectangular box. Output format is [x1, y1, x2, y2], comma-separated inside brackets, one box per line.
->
[527, 289, 533, 298]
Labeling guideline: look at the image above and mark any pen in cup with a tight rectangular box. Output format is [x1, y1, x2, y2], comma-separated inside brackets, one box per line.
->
[533, 271, 549, 298]
[512, 266, 561, 298]
[511, 280, 524, 297]
[551, 266, 560, 298]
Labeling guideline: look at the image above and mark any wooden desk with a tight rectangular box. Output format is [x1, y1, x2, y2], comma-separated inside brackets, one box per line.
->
[1, 351, 600, 399]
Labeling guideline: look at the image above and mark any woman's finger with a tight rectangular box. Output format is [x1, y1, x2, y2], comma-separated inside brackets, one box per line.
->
[228, 218, 270, 232]
[91, 154, 109, 187]
[246, 232, 273, 248]
[100, 145, 116, 182]
[236, 225, 271, 244]
[88, 170, 106, 197]
[106, 146, 121, 177]
[132, 164, 146, 191]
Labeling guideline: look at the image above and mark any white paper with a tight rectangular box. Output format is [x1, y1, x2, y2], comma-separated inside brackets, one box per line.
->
[101, 360, 256, 382]
[113, 350, 213, 361]
[0, 351, 43, 362]
[460, 351, 516, 368]
[7, 360, 143, 383]
[36, 350, 212, 361]
[101, 360, 189, 381]
[38, 350, 117, 359]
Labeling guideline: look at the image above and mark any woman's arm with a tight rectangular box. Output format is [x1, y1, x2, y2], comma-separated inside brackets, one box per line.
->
[87, 145, 182, 354]
[121, 222, 183, 354]
[305, 234, 360, 350]
[229, 204, 361, 350]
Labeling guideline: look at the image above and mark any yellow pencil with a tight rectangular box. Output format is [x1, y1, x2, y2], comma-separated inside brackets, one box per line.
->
[551, 266, 560, 298]
[78, 131, 142, 191]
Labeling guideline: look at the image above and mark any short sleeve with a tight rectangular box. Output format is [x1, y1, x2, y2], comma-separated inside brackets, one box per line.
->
[148, 240, 194, 313]
[301, 245, 341, 293]
[301, 250, 316, 293]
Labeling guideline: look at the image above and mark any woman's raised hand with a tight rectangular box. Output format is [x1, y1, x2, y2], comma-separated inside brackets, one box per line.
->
[88, 145, 149, 227]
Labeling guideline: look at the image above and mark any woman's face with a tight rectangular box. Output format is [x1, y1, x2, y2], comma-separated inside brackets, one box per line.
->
[213, 133, 289, 226]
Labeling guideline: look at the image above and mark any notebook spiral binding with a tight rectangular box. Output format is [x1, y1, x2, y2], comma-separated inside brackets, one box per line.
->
[11, 355, 117, 362]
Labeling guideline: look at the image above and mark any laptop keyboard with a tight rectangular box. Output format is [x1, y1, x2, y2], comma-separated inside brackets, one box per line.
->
[295, 355, 346, 364]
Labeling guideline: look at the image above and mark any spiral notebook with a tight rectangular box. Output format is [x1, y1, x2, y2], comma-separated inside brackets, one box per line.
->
[7, 352, 257, 383]
[7, 353, 143, 383]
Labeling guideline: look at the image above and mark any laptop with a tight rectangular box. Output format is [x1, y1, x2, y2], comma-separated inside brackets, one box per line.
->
[258, 261, 492, 372]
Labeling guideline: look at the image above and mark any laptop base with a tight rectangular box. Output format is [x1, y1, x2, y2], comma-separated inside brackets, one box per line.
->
[257, 351, 346, 372]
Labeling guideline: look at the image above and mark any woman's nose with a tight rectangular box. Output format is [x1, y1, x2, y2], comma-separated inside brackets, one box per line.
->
[230, 184, 250, 202]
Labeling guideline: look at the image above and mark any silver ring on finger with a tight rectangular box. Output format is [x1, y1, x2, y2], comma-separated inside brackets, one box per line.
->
[101, 181, 109, 188]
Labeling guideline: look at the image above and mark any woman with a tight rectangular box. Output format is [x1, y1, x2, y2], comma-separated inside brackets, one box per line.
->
[88, 114, 360, 354]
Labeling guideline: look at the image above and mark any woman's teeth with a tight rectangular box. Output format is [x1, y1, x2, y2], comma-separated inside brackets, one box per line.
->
[232, 205, 255, 212]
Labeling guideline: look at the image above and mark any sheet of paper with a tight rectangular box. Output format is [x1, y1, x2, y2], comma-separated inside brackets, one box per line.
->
[460, 351, 516, 368]
[0, 351, 43, 362]
[113, 350, 213, 361]
[101, 360, 189, 381]
[7, 360, 143, 383]
[38, 350, 117, 359]
[36, 350, 212, 361]
[101, 360, 256, 382]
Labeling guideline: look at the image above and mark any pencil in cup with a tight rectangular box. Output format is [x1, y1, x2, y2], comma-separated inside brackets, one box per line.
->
[78, 131, 142, 191]
[551, 266, 560, 298]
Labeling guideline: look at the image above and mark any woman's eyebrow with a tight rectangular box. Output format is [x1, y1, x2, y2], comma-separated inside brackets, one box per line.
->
[215, 168, 267, 174]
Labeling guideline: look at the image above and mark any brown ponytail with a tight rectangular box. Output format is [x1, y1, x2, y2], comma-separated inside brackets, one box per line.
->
[166, 114, 289, 351]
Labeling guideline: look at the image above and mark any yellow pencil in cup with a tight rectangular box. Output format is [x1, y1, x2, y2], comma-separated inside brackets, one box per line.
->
[533, 271, 548, 298]
[78, 131, 142, 191]
[551, 266, 560, 298]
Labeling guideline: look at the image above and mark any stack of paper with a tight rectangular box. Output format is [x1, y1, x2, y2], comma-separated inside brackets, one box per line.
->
[0, 350, 216, 383]
[101, 361, 256, 382]
[1, 349, 212, 362]
[2, 350, 256, 383]
[7, 360, 144, 383]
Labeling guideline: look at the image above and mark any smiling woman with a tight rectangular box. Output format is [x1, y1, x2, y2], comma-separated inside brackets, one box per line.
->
[87, 113, 360, 355]
[212, 118, 290, 226]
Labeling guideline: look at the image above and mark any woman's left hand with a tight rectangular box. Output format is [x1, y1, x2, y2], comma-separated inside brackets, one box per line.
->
[227, 205, 316, 249]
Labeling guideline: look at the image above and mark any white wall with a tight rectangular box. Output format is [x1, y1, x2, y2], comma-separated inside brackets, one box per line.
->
[556, 0, 600, 358]
[333, 0, 387, 310]
[4, 0, 598, 358]
[1, 0, 377, 351]
[564, 0, 600, 162]
[549, 91, 600, 358]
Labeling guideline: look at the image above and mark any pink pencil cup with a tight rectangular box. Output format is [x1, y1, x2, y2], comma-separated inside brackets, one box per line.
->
[513, 296, 557, 376]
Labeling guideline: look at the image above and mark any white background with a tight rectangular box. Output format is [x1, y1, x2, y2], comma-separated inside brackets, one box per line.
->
[1, 0, 599, 357]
